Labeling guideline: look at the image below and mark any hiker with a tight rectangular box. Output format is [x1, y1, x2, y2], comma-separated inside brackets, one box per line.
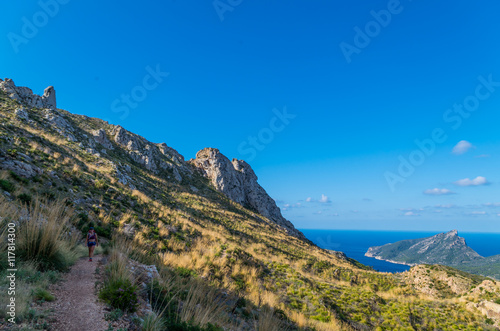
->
[85, 227, 99, 262]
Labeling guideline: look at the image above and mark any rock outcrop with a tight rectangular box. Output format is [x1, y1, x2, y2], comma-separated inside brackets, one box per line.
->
[92, 129, 114, 150]
[191, 148, 304, 239]
[0, 78, 56, 109]
[110, 125, 192, 182]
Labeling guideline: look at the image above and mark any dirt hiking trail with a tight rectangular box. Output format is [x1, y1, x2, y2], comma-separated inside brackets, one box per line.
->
[46, 255, 109, 331]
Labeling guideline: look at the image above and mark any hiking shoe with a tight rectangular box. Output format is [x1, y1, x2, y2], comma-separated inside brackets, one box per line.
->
[89, 258, 92, 262]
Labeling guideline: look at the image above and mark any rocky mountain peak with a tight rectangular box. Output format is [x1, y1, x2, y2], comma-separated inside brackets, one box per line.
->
[0, 78, 56, 110]
[191, 148, 306, 240]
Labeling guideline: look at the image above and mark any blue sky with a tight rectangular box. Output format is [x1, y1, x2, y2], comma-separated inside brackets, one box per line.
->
[1, 0, 500, 232]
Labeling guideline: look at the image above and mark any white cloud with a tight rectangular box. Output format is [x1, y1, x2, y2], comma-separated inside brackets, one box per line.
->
[423, 188, 455, 195]
[452, 140, 474, 155]
[475, 154, 491, 158]
[454, 176, 489, 187]
[399, 207, 424, 211]
[404, 211, 420, 216]
[483, 202, 500, 207]
[468, 211, 487, 215]
[282, 202, 303, 211]
[305, 197, 312, 202]
[435, 204, 456, 209]
[319, 194, 331, 203]
[314, 211, 322, 215]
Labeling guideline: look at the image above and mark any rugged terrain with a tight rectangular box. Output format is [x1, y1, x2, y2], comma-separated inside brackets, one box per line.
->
[366, 230, 500, 279]
[1, 78, 500, 330]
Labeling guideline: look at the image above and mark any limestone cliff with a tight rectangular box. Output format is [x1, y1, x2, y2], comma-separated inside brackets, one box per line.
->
[190, 148, 305, 239]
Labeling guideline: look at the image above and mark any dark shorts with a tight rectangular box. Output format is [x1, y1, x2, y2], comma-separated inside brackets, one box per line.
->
[88, 242, 96, 247]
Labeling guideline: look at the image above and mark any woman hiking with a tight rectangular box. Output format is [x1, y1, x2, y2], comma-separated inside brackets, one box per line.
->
[85, 227, 99, 262]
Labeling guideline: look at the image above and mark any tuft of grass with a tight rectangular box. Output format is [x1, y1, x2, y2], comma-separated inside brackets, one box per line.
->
[254, 308, 290, 331]
[34, 288, 55, 302]
[142, 312, 167, 331]
[15, 198, 79, 271]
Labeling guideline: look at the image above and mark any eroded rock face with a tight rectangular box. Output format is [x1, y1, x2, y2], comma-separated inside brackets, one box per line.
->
[0, 78, 56, 109]
[111, 125, 191, 182]
[92, 129, 114, 150]
[191, 148, 304, 239]
[0, 159, 43, 178]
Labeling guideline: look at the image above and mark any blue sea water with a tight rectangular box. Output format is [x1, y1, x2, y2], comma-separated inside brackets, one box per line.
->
[300, 229, 500, 273]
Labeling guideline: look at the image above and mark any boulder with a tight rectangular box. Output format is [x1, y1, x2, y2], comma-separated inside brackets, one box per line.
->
[14, 107, 29, 120]
[92, 129, 114, 150]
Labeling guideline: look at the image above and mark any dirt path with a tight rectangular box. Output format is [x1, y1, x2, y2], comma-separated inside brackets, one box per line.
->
[46, 255, 109, 331]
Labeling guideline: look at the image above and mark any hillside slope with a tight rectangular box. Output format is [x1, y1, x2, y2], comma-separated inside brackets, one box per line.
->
[1, 79, 500, 330]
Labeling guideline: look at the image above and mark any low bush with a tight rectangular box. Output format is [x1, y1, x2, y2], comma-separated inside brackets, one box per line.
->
[99, 279, 139, 312]
[0, 179, 14, 193]
[17, 193, 32, 205]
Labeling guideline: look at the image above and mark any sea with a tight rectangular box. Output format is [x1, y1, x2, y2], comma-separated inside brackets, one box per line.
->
[300, 229, 500, 273]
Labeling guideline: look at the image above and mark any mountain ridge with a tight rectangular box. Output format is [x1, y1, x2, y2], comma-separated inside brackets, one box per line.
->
[0, 78, 305, 240]
[366, 230, 500, 279]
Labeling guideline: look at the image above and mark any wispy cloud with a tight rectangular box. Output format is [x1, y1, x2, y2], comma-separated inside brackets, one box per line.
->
[404, 211, 420, 216]
[483, 202, 500, 207]
[475, 154, 490, 158]
[423, 188, 455, 195]
[467, 211, 487, 215]
[282, 202, 302, 211]
[305, 197, 313, 202]
[454, 176, 489, 187]
[452, 140, 474, 155]
[435, 204, 456, 209]
[319, 194, 331, 203]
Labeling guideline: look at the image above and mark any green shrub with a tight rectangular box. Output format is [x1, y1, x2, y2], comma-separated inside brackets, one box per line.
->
[17, 193, 32, 205]
[176, 267, 197, 278]
[163, 320, 223, 331]
[0, 179, 14, 193]
[10, 171, 28, 184]
[105, 309, 124, 322]
[99, 279, 139, 312]
[495, 298, 500, 305]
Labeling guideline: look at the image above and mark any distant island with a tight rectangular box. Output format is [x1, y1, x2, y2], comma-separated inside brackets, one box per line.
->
[366, 230, 500, 280]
